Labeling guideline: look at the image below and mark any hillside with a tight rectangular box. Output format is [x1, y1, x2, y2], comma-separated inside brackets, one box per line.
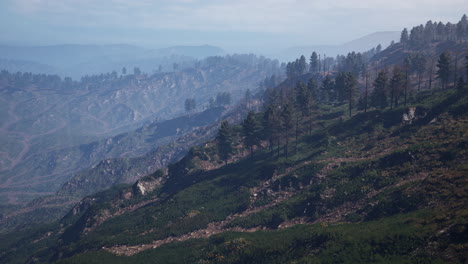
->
[0, 54, 280, 207]
[0, 106, 230, 231]
[0, 15, 467, 264]
[0, 82, 466, 263]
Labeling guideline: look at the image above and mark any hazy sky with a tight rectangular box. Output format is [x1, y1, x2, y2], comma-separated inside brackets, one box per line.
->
[0, 0, 465, 52]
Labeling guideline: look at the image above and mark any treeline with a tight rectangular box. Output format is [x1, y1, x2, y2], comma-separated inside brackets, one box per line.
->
[400, 15, 468, 48]
[285, 46, 382, 79]
[203, 54, 281, 73]
[0, 70, 78, 89]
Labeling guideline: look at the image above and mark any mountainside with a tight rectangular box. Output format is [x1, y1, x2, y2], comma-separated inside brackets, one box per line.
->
[1, 16, 467, 264]
[0, 106, 232, 232]
[1, 81, 466, 263]
[0, 55, 280, 207]
[0, 107, 225, 205]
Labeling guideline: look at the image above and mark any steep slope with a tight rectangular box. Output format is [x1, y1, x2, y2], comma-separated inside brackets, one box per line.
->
[0, 54, 280, 206]
[0, 107, 226, 227]
[1, 86, 466, 264]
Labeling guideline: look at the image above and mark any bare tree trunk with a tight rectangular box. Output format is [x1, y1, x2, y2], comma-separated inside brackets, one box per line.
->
[453, 52, 459, 88]
[405, 67, 409, 105]
[428, 59, 434, 90]
[295, 115, 299, 154]
[364, 71, 368, 112]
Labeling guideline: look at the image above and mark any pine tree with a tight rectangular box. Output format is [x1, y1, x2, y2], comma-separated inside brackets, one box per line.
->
[262, 105, 279, 156]
[321, 75, 335, 103]
[307, 78, 318, 100]
[310, 52, 318, 73]
[376, 44, 382, 53]
[371, 70, 389, 109]
[295, 81, 311, 117]
[345, 73, 358, 117]
[242, 111, 260, 159]
[437, 52, 452, 89]
[401, 28, 409, 43]
[217, 120, 234, 165]
[335, 72, 347, 103]
[364, 70, 369, 112]
[414, 54, 427, 91]
[280, 103, 293, 157]
[390, 66, 405, 109]
[457, 15, 467, 40]
[298, 55, 307, 74]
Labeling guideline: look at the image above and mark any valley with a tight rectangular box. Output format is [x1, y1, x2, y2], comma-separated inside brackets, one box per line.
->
[0, 11, 466, 264]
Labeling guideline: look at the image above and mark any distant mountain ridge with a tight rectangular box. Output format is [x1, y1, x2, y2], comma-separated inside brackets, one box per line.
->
[275, 31, 400, 61]
[0, 44, 225, 78]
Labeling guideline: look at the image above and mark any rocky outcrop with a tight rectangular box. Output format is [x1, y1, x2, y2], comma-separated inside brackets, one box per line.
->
[133, 171, 167, 196]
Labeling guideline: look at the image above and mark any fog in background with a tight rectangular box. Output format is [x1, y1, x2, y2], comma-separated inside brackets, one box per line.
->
[0, 0, 464, 53]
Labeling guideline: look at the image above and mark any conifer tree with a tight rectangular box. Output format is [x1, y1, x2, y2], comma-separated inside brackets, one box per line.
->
[437, 52, 452, 89]
[280, 103, 294, 157]
[321, 75, 335, 103]
[390, 66, 405, 109]
[262, 105, 279, 156]
[401, 28, 409, 43]
[371, 70, 388, 109]
[242, 111, 260, 159]
[376, 44, 382, 53]
[307, 78, 318, 100]
[298, 55, 307, 74]
[344, 73, 358, 117]
[217, 120, 234, 165]
[364, 70, 369, 112]
[295, 81, 311, 118]
[310, 52, 318, 73]
[335, 72, 347, 103]
[414, 54, 427, 91]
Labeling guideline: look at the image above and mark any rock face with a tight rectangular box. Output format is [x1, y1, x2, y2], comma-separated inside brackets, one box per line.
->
[402, 107, 417, 124]
[402, 107, 427, 125]
[134, 174, 165, 196]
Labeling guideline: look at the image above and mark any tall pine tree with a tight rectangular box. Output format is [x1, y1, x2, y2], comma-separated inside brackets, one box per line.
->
[371, 70, 389, 109]
[242, 111, 260, 159]
[345, 73, 358, 117]
[437, 52, 452, 89]
[217, 120, 234, 165]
